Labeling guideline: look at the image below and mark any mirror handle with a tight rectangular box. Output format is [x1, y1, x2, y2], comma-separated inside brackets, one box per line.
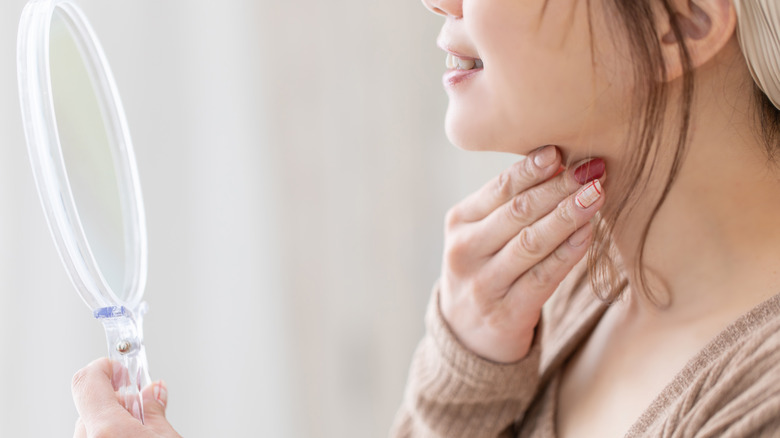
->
[94, 303, 151, 424]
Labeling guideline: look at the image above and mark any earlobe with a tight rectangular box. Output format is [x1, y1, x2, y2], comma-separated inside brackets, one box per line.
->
[657, 0, 737, 82]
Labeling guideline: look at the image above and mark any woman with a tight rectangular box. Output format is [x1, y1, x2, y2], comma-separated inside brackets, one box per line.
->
[71, 0, 780, 437]
[390, 0, 780, 436]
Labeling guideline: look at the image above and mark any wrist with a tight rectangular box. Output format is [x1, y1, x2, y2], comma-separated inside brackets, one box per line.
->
[437, 285, 538, 363]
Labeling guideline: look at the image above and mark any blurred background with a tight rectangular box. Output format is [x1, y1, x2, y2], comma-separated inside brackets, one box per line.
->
[0, 0, 516, 436]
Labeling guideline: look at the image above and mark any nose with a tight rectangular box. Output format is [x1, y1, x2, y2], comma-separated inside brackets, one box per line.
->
[421, 0, 462, 19]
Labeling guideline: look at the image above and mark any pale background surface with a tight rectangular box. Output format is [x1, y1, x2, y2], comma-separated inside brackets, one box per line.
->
[0, 1, 515, 436]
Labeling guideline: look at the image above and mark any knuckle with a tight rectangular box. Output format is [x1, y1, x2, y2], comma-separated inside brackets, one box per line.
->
[550, 246, 571, 265]
[515, 228, 542, 257]
[508, 194, 533, 222]
[444, 207, 462, 230]
[72, 358, 112, 395]
[554, 202, 575, 225]
[496, 159, 540, 200]
[447, 234, 470, 258]
[554, 173, 573, 197]
[523, 154, 542, 178]
[469, 275, 491, 295]
[445, 235, 472, 273]
[71, 368, 89, 393]
[529, 264, 554, 287]
[494, 169, 513, 198]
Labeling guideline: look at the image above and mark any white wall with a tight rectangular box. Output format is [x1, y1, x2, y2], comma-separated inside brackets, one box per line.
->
[0, 1, 516, 436]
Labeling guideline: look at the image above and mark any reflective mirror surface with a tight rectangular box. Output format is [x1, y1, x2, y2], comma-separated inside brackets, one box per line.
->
[49, 9, 128, 299]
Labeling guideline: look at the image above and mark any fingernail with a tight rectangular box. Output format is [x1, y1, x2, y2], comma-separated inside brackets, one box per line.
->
[153, 381, 168, 408]
[533, 145, 557, 168]
[575, 180, 603, 209]
[568, 224, 592, 247]
[573, 158, 605, 185]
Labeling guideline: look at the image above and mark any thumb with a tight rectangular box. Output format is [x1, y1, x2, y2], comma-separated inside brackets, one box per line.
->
[141, 380, 168, 421]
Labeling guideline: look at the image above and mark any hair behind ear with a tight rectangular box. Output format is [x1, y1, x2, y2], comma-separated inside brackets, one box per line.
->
[734, 0, 780, 110]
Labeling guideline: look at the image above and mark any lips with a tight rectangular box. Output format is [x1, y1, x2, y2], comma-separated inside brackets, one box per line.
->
[442, 50, 483, 87]
[437, 28, 484, 87]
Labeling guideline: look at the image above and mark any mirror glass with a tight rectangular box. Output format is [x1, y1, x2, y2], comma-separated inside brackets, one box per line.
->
[49, 9, 129, 300]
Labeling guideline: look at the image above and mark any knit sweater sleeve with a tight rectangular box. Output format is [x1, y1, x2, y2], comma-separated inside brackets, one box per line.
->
[390, 285, 543, 438]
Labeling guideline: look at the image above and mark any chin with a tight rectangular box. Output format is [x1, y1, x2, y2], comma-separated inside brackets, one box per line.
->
[444, 110, 600, 171]
[444, 113, 514, 153]
[443, 109, 550, 157]
[442, 109, 481, 151]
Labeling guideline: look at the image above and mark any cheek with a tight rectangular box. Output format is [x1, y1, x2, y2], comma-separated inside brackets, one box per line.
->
[489, 51, 595, 139]
[447, 53, 602, 154]
[446, 0, 635, 157]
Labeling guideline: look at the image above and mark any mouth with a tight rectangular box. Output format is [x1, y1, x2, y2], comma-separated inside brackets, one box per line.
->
[442, 51, 484, 87]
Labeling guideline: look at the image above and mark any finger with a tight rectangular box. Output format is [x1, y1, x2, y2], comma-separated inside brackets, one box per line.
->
[142, 380, 168, 421]
[142, 380, 182, 436]
[73, 418, 86, 438]
[449, 145, 561, 224]
[468, 158, 605, 254]
[71, 358, 135, 426]
[506, 221, 593, 311]
[484, 179, 604, 289]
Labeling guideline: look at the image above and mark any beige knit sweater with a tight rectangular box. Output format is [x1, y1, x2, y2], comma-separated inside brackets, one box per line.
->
[391, 270, 780, 437]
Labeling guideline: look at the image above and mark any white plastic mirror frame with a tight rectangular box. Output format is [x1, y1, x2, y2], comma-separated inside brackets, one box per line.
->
[17, 0, 147, 311]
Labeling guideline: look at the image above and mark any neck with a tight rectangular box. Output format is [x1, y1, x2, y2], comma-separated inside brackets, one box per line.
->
[612, 42, 780, 323]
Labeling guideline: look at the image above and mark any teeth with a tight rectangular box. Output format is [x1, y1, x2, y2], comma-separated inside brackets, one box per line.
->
[457, 57, 476, 70]
[446, 53, 457, 69]
[446, 53, 481, 70]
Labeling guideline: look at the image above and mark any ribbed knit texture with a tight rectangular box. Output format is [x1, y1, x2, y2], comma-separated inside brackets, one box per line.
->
[390, 284, 544, 438]
[391, 272, 780, 437]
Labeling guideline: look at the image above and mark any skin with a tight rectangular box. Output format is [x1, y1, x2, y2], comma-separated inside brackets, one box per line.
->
[435, 0, 632, 163]
[71, 359, 180, 436]
[423, 0, 780, 436]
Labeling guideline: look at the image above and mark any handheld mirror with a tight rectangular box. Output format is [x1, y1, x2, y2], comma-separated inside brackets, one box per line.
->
[18, 0, 151, 422]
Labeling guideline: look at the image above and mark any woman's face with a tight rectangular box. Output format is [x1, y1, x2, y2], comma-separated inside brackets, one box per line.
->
[425, 0, 635, 164]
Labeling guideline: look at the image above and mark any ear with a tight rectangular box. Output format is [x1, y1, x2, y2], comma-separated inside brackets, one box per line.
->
[656, 0, 737, 82]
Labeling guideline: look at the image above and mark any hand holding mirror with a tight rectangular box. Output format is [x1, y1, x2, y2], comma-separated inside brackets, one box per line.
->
[18, 0, 152, 423]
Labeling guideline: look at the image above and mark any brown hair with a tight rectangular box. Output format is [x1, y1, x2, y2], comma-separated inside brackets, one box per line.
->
[584, 0, 780, 304]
